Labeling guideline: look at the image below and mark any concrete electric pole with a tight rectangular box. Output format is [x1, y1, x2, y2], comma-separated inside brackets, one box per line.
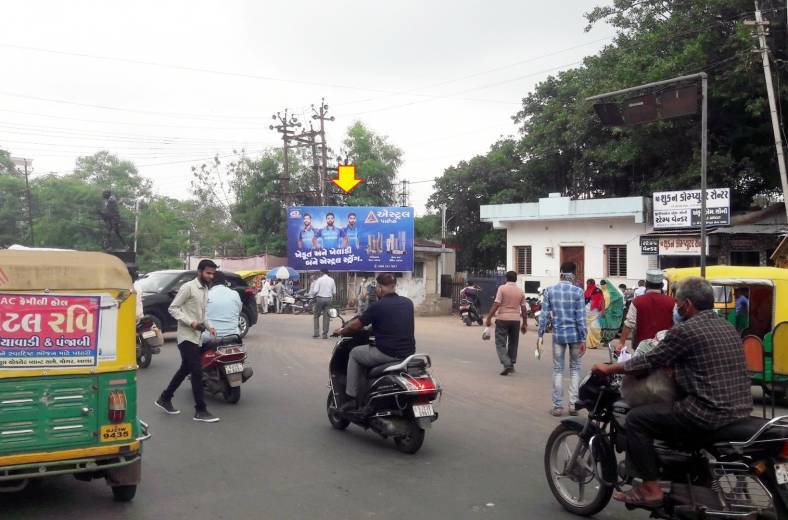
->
[270, 110, 301, 208]
[312, 99, 335, 206]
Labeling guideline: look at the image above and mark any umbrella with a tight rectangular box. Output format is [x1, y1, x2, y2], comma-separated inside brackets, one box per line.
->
[265, 266, 300, 281]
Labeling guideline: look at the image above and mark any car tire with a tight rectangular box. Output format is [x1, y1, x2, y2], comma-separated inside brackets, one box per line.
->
[239, 312, 250, 338]
[111, 485, 137, 502]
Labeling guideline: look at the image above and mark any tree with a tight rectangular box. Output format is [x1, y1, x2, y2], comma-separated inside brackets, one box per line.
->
[338, 122, 401, 206]
[415, 214, 441, 240]
[136, 196, 191, 271]
[0, 149, 27, 247]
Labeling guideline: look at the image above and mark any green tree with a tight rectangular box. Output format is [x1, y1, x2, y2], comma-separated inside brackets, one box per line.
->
[0, 149, 27, 247]
[338, 122, 401, 206]
[415, 213, 441, 240]
[137, 196, 191, 271]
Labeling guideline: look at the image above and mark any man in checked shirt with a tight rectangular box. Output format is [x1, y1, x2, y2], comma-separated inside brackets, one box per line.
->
[592, 276, 752, 508]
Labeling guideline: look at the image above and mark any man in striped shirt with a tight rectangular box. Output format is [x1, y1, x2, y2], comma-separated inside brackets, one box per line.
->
[538, 262, 587, 417]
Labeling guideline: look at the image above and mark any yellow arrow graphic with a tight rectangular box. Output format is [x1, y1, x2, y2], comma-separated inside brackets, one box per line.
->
[332, 164, 364, 194]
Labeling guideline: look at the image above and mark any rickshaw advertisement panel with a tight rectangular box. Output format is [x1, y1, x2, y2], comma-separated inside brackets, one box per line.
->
[0, 293, 101, 368]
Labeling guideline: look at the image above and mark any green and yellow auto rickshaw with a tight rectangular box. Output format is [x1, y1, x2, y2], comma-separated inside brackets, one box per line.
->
[0, 250, 150, 501]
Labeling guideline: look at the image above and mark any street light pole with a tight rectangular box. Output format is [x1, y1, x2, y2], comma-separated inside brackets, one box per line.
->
[586, 72, 709, 277]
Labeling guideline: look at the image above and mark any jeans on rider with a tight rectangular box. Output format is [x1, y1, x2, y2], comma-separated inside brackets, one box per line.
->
[346, 345, 398, 399]
[625, 402, 708, 481]
[552, 341, 581, 409]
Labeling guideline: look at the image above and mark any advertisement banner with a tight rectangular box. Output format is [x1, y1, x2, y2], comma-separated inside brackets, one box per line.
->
[287, 206, 415, 272]
[653, 188, 730, 229]
[0, 293, 101, 368]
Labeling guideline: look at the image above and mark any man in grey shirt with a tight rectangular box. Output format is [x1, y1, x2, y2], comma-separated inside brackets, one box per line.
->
[155, 260, 220, 423]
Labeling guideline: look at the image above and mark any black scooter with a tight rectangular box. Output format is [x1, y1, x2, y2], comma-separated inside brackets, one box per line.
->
[325, 309, 441, 454]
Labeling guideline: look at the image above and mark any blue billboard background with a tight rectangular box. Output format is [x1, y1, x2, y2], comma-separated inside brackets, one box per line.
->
[287, 206, 414, 272]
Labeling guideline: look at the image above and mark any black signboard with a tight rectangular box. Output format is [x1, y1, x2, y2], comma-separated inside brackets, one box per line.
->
[640, 236, 660, 255]
[690, 207, 730, 227]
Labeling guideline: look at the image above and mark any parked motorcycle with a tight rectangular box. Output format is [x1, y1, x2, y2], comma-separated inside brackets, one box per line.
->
[533, 288, 553, 333]
[325, 309, 441, 454]
[292, 290, 315, 315]
[458, 297, 483, 326]
[525, 296, 541, 324]
[544, 372, 788, 518]
[135, 316, 163, 369]
[200, 335, 254, 404]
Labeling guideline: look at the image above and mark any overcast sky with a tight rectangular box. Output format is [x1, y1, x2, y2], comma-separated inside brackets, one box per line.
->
[1, 1, 614, 214]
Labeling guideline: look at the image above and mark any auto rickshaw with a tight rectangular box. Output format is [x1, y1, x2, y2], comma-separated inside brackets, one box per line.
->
[664, 265, 788, 396]
[0, 250, 150, 501]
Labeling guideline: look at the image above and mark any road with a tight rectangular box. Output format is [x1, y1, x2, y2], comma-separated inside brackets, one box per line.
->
[0, 314, 664, 519]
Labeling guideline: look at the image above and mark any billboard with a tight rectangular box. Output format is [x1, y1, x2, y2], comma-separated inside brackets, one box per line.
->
[287, 206, 414, 272]
[0, 293, 101, 368]
[653, 188, 730, 229]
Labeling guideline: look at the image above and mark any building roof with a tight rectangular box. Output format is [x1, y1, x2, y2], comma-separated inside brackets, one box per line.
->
[414, 239, 443, 249]
[480, 193, 646, 228]
[710, 224, 788, 235]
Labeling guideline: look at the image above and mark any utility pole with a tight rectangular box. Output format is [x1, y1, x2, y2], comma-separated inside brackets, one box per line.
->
[398, 179, 410, 207]
[133, 198, 140, 254]
[290, 123, 323, 205]
[751, 2, 788, 221]
[270, 110, 301, 208]
[440, 203, 447, 247]
[312, 99, 334, 206]
[22, 159, 34, 247]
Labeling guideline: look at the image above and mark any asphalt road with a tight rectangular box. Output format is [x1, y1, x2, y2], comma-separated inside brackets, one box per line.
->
[0, 314, 671, 519]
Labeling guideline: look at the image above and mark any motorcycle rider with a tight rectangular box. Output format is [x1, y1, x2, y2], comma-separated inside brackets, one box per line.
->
[332, 273, 415, 411]
[592, 276, 752, 507]
[461, 281, 482, 319]
[202, 271, 242, 344]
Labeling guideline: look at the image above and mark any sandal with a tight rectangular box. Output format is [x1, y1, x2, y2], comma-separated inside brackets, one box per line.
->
[612, 488, 663, 508]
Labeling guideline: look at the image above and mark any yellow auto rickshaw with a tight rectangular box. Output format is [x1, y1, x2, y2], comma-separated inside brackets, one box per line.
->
[0, 250, 150, 501]
[665, 265, 788, 393]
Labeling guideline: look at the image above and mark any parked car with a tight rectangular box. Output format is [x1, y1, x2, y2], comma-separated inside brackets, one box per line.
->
[136, 270, 259, 338]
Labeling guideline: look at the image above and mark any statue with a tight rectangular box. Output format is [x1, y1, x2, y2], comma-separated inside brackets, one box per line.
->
[100, 190, 127, 251]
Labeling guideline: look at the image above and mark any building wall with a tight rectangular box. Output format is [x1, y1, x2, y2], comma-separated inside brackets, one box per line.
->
[503, 217, 650, 288]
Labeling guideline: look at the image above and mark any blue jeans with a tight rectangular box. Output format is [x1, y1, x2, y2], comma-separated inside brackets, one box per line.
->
[552, 341, 581, 409]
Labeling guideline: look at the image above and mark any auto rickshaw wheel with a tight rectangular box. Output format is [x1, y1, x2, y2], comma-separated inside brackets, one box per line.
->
[112, 485, 137, 502]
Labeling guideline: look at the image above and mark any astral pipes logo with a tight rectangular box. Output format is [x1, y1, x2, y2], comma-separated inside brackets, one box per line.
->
[289, 209, 301, 219]
[0, 268, 8, 287]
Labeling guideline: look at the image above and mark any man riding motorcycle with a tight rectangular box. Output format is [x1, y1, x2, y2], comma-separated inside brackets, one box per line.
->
[202, 272, 242, 344]
[591, 276, 752, 508]
[332, 273, 416, 412]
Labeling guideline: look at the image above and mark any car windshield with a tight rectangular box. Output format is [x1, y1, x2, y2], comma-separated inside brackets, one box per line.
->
[135, 272, 181, 293]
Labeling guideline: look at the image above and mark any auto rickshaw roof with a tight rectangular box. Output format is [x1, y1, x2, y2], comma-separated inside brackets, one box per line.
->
[664, 265, 788, 283]
[0, 250, 132, 291]
[235, 269, 268, 280]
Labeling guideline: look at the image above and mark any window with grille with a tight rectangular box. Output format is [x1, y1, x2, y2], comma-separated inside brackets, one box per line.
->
[414, 262, 425, 279]
[514, 246, 532, 275]
[606, 245, 627, 277]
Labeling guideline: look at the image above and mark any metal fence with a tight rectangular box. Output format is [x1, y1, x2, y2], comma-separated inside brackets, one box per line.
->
[298, 271, 353, 308]
[448, 270, 505, 314]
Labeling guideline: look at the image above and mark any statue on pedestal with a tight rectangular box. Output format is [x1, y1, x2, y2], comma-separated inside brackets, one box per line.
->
[100, 190, 127, 251]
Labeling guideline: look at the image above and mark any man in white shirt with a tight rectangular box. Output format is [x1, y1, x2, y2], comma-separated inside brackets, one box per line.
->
[311, 269, 336, 339]
[633, 279, 647, 298]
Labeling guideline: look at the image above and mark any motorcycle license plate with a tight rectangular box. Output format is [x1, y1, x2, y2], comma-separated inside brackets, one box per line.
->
[224, 363, 244, 375]
[100, 423, 132, 442]
[413, 404, 434, 418]
[141, 330, 157, 339]
[776, 462, 788, 485]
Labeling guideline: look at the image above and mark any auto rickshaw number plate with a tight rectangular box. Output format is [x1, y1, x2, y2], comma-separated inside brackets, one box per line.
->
[100, 423, 132, 442]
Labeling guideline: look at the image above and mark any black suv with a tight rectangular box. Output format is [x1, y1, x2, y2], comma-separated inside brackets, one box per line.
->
[136, 270, 259, 338]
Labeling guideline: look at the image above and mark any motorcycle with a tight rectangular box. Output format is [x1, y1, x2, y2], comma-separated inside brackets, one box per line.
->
[525, 296, 541, 324]
[292, 290, 316, 315]
[544, 372, 788, 518]
[533, 288, 553, 333]
[325, 309, 441, 454]
[199, 335, 254, 404]
[459, 297, 484, 327]
[135, 316, 163, 369]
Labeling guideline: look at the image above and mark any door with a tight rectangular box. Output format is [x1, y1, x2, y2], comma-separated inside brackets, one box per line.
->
[560, 246, 584, 287]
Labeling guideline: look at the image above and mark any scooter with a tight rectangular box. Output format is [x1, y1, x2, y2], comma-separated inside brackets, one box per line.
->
[200, 335, 254, 404]
[325, 309, 441, 454]
[136, 316, 162, 369]
[458, 297, 484, 326]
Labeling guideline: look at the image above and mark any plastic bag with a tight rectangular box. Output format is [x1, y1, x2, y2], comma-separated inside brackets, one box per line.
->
[481, 327, 491, 341]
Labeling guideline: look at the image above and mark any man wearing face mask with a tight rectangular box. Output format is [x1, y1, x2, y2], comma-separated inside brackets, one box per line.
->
[592, 277, 751, 507]
[616, 270, 674, 353]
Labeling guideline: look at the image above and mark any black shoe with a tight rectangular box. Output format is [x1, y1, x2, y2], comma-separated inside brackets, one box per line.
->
[155, 398, 180, 415]
[339, 400, 358, 412]
[499, 367, 513, 376]
[193, 410, 220, 423]
[509, 366, 516, 373]
[312, 335, 320, 339]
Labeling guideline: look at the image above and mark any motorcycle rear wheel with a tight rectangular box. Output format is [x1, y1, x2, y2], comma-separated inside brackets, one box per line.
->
[326, 391, 350, 430]
[222, 384, 241, 404]
[463, 316, 472, 326]
[394, 425, 425, 454]
[544, 423, 613, 516]
[136, 338, 152, 369]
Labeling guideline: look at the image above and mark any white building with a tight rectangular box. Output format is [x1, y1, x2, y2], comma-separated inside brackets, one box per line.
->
[480, 193, 652, 292]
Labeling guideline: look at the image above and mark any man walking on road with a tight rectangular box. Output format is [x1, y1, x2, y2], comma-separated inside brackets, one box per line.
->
[311, 269, 336, 339]
[156, 259, 220, 423]
[539, 262, 587, 417]
[485, 271, 528, 376]
[617, 270, 674, 352]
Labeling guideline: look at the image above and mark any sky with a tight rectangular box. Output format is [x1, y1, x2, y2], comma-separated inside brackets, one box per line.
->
[0, 1, 615, 215]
